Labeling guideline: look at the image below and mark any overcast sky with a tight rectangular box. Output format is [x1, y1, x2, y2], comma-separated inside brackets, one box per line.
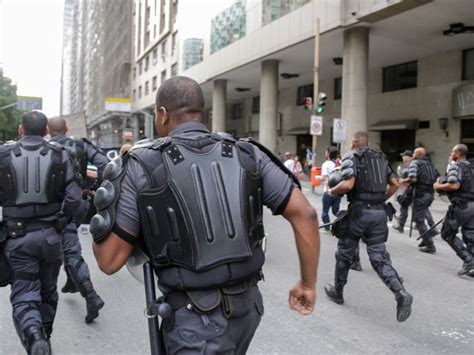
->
[0, 0, 236, 117]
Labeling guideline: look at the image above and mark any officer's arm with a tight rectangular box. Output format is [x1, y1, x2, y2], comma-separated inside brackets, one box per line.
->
[385, 177, 399, 199]
[434, 164, 461, 192]
[63, 152, 83, 217]
[84, 139, 108, 180]
[329, 176, 355, 196]
[93, 229, 135, 275]
[282, 187, 320, 315]
[434, 180, 460, 192]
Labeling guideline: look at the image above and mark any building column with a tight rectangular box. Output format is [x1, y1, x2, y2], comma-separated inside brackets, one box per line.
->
[341, 27, 369, 153]
[259, 60, 279, 153]
[212, 79, 227, 132]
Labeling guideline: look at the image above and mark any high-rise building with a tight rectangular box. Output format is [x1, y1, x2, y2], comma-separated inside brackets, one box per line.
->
[182, 38, 203, 71]
[262, 0, 310, 26]
[210, 0, 246, 54]
[60, 0, 132, 148]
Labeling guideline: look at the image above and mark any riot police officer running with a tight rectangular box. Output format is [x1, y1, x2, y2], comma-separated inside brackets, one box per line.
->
[91, 76, 320, 354]
[433, 144, 474, 277]
[0, 111, 82, 354]
[325, 131, 413, 322]
[403, 147, 440, 253]
[48, 117, 106, 323]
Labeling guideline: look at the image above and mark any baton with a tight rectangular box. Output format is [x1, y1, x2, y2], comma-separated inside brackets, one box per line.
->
[408, 187, 416, 238]
[416, 218, 444, 240]
[143, 262, 164, 355]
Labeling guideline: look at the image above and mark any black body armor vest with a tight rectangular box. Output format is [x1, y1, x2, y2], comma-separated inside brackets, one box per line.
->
[414, 158, 438, 194]
[350, 149, 388, 203]
[133, 132, 265, 290]
[449, 160, 474, 202]
[0, 140, 66, 219]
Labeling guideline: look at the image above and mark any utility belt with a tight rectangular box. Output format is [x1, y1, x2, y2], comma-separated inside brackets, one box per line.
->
[350, 200, 386, 210]
[157, 276, 260, 329]
[4, 217, 68, 238]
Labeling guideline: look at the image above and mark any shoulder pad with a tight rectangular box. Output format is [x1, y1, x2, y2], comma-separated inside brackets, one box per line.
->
[103, 155, 127, 181]
[47, 140, 65, 153]
[90, 155, 128, 243]
[447, 175, 458, 184]
[131, 137, 163, 151]
[342, 167, 355, 179]
[342, 152, 354, 161]
[340, 159, 353, 170]
[215, 132, 237, 142]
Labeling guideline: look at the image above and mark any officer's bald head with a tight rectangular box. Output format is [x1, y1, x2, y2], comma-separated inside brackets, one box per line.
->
[453, 144, 468, 158]
[155, 76, 204, 123]
[414, 147, 427, 159]
[48, 117, 68, 136]
[20, 111, 48, 137]
[351, 131, 369, 149]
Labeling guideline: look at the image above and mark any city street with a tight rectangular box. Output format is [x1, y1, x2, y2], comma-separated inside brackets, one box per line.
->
[1, 184, 473, 354]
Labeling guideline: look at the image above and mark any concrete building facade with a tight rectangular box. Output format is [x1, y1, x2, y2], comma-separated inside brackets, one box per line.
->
[61, 0, 132, 148]
[182, 0, 474, 172]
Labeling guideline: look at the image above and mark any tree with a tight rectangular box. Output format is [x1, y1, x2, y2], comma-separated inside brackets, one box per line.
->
[0, 68, 21, 141]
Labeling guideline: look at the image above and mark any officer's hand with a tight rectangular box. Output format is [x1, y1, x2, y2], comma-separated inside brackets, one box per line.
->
[288, 280, 316, 315]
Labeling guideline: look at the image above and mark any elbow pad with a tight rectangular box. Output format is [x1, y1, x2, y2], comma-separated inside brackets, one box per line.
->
[89, 155, 127, 243]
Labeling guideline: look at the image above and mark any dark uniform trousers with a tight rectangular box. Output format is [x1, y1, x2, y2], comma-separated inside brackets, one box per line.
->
[3, 228, 62, 333]
[413, 192, 435, 244]
[444, 201, 474, 257]
[398, 203, 434, 227]
[62, 222, 91, 285]
[335, 207, 402, 292]
[163, 285, 264, 354]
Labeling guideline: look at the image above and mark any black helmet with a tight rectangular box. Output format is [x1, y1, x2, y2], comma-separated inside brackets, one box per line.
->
[328, 169, 343, 188]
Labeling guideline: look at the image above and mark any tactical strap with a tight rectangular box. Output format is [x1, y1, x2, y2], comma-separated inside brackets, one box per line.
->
[241, 137, 301, 189]
[112, 224, 137, 246]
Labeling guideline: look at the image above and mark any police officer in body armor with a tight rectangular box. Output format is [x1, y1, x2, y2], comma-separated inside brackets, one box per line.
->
[48, 117, 107, 323]
[434, 144, 474, 277]
[403, 147, 440, 253]
[394, 150, 436, 233]
[325, 131, 413, 322]
[91, 76, 320, 353]
[0, 111, 82, 354]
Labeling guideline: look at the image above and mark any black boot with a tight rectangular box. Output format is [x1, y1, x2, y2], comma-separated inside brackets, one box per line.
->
[393, 224, 404, 233]
[419, 240, 436, 254]
[61, 273, 78, 294]
[395, 289, 413, 322]
[81, 281, 105, 323]
[324, 284, 344, 305]
[24, 325, 51, 355]
[350, 260, 362, 271]
[457, 252, 474, 277]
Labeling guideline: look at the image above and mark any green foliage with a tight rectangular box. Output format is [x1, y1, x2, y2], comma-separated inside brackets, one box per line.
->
[0, 68, 21, 141]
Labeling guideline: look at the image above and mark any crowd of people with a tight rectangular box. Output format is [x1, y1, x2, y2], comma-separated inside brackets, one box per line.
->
[0, 76, 473, 355]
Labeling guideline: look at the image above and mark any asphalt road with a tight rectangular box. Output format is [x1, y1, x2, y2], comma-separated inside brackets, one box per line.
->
[1, 185, 473, 354]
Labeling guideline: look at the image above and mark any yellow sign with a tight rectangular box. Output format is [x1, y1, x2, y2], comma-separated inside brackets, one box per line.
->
[104, 97, 131, 112]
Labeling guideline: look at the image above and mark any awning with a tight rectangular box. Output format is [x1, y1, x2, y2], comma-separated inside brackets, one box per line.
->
[286, 126, 310, 135]
[369, 119, 418, 131]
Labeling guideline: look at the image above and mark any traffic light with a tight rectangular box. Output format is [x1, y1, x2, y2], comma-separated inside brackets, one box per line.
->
[317, 92, 327, 113]
[303, 97, 313, 111]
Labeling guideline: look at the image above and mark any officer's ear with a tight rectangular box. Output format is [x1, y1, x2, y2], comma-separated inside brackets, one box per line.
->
[18, 124, 24, 137]
[43, 126, 49, 137]
[158, 106, 169, 126]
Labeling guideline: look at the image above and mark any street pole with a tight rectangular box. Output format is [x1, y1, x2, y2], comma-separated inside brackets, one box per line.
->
[312, 17, 320, 167]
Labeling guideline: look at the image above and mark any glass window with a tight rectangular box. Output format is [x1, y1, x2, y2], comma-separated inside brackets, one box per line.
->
[161, 69, 167, 84]
[152, 48, 158, 65]
[138, 85, 142, 98]
[145, 81, 149, 95]
[152, 76, 158, 90]
[171, 63, 177, 77]
[296, 84, 313, 105]
[383, 61, 417, 92]
[145, 56, 149, 71]
[252, 96, 260, 113]
[232, 103, 242, 120]
[334, 77, 342, 100]
[463, 48, 474, 80]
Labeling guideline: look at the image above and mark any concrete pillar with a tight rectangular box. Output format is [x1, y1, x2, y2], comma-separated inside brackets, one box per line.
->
[212, 79, 227, 132]
[259, 60, 279, 152]
[341, 27, 369, 153]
